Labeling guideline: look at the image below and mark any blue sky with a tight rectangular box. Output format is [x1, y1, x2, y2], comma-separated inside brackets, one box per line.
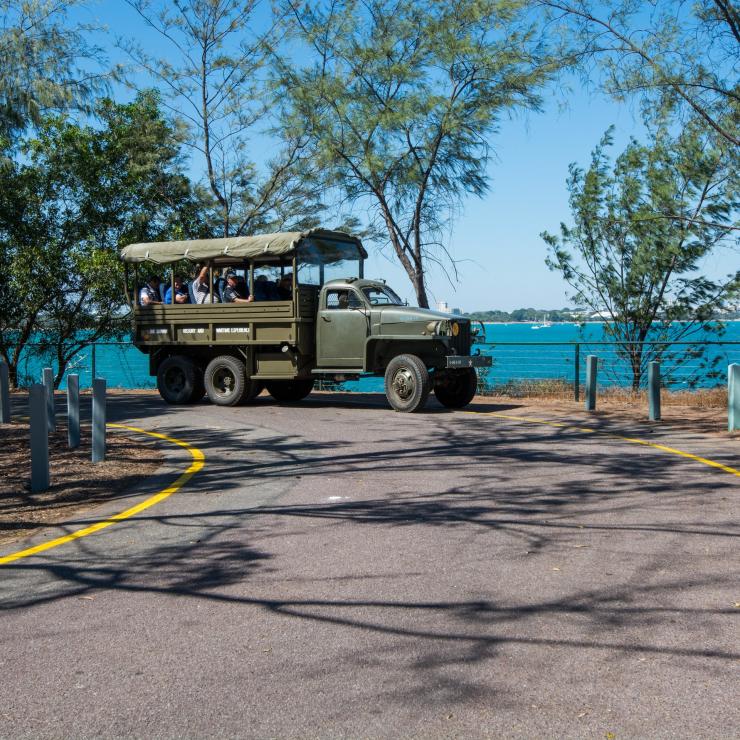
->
[76, 1, 738, 313]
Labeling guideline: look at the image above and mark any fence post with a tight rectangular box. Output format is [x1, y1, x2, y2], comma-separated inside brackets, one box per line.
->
[42, 367, 55, 432]
[729, 364, 739, 433]
[30, 383, 50, 491]
[0, 361, 10, 424]
[92, 377, 106, 462]
[91, 343, 97, 385]
[573, 343, 580, 402]
[67, 373, 80, 449]
[585, 355, 598, 411]
[648, 361, 661, 421]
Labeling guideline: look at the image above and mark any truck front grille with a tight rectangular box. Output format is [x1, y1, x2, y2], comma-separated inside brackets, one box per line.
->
[450, 320, 471, 355]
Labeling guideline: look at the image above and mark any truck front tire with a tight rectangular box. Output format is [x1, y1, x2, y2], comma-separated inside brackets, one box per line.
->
[157, 356, 204, 405]
[266, 379, 314, 402]
[205, 355, 248, 406]
[434, 368, 477, 409]
[384, 354, 431, 412]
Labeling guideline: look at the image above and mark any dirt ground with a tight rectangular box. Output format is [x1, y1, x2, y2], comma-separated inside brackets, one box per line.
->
[0, 421, 161, 546]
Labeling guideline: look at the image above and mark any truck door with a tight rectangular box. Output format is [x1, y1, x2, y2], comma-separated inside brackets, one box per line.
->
[317, 288, 368, 368]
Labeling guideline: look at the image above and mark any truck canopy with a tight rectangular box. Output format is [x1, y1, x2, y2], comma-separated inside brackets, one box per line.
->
[120, 228, 367, 265]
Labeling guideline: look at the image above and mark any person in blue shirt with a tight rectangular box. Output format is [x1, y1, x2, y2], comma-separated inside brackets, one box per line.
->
[164, 275, 189, 304]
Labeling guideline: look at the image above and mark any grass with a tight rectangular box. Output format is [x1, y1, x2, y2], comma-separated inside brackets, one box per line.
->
[478, 378, 728, 408]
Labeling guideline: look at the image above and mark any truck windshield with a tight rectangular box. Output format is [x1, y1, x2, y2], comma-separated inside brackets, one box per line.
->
[297, 239, 363, 285]
[363, 285, 403, 305]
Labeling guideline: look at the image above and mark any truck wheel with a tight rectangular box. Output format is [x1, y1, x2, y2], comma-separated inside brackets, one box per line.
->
[239, 380, 264, 405]
[384, 354, 431, 412]
[266, 379, 314, 402]
[157, 356, 202, 405]
[204, 355, 248, 406]
[434, 368, 477, 409]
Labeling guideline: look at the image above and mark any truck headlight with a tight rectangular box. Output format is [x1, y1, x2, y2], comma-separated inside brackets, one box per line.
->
[451, 322, 459, 337]
[426, 320, 450, 335]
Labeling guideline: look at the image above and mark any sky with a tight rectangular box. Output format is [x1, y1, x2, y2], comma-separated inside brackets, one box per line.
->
[73, 1, 738, 314]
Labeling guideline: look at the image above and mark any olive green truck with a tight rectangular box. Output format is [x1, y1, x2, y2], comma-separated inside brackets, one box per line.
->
[121, 229, 490, 412]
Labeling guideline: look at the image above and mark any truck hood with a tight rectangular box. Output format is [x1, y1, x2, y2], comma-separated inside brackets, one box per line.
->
[377, 306, 467, 326]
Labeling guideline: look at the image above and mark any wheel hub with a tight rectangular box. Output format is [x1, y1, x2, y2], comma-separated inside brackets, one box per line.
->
[214, 368, 235, 395]
[392, 368, 415, 400]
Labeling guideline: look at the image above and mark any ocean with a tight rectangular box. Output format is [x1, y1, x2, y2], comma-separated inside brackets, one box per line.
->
[15, 322, 740, 392]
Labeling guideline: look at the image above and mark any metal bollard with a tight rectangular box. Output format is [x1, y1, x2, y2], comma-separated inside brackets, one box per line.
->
[67, 374, 80, 449]
[0, 361, 10, 423]
[92, 377, 106, 462]
[729, 364, 739, 433]
[585, 355, 598, 411]
[42, 367, 55, 433]
[648, 361, 661, 421]
[30, 383, 50, 491]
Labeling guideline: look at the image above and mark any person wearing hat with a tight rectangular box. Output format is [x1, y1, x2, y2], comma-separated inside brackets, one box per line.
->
[139, 275, 162, 306]
[223, 271, 253, 303]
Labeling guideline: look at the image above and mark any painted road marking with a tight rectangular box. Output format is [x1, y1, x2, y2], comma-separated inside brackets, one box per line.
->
[482, 412, 740, 478]
[0, 424, 205, 565]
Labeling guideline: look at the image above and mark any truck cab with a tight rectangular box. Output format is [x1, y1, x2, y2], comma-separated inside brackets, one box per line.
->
[121, 229, 489, 412]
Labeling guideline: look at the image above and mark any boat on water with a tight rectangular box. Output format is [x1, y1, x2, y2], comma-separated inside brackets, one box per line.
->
[531, 314, 552, 329]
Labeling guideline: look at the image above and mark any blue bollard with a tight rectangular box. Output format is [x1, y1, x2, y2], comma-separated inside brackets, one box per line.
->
[92, 377, 106, 462]
[648, 361, 661, 421]
[30, 383, 50, 491]
[67, 374, 80, 449]
[585, 355, 598, 411]
[729, 364, 739, 433]
[42, 367, 55, 433]
[0, 361, 10, 424]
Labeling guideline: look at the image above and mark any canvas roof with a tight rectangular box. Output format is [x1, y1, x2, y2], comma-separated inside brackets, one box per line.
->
[120, 229, 367, 264]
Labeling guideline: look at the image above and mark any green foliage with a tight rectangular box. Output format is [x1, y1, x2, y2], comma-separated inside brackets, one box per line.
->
[0, 92, 207, 387]
[543, 122, 739, 388]
[279, 0, 555, 307]
[120, 0, 328, 236]
[0, 0, 113, 140]
[540, 0, 739, 147]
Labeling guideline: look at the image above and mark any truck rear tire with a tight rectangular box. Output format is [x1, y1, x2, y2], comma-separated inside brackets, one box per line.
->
[205, 355, 248, 406]
[384, 354, 430, 412]
[266, 379, 314, 402]
[157, 356, 203, 405]
[434, 368, 477, 408]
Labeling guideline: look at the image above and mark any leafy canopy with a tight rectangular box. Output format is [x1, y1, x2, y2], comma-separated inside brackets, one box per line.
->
[280, 0, 555, 307]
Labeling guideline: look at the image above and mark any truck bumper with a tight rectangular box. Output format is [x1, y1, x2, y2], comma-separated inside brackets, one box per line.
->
[446, 355, 492, 369]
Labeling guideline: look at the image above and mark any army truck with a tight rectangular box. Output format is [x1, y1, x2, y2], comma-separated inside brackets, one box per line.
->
[121, 229, 490, 412]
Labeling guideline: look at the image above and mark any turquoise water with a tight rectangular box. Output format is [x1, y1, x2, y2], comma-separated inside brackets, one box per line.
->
[15, 322, 740, 391]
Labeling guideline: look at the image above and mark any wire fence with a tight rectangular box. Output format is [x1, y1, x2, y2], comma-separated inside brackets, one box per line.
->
[9, 339, 740, 401]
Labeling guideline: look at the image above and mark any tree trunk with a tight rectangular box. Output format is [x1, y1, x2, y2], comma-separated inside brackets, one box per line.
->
[412, 271, 429, 309]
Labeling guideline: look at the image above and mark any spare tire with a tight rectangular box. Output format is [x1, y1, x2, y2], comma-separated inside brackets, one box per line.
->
[265, 379, 314, 402]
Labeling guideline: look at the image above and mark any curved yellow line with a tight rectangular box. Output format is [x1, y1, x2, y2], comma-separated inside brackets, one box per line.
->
[0, 424, 205, 565]
[485, 412, 740, 478]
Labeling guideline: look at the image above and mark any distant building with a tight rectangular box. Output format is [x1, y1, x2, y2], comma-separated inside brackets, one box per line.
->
[437, 301, 462, 315]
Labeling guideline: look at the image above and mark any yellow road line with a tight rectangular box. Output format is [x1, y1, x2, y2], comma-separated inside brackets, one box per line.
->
[484, 412, 740, 478]
[0, 424, 205, 565]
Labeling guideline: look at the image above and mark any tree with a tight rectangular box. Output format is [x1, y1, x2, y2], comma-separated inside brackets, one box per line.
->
[539, 0, 739, 147]
[279, 0, 554, 308]
[0, 92, 206, 388]
[543, 123, 739, 390]
[0, 0, 112, 140]
[120, 0, 327, 236]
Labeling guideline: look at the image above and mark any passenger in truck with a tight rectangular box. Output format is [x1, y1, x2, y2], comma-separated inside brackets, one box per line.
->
[139, 275, 162, 306]
[164, 275, 189, 304]
[223, 271, 253, 303]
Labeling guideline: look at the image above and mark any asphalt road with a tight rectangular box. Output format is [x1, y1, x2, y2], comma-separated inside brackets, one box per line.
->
[1, 392, 738, 739]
